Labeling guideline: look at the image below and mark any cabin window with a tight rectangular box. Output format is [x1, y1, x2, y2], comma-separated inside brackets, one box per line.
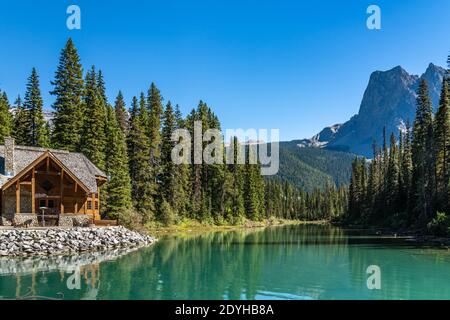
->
[95, 201, 99, 210]
[39, 199, 55, 209]
[87, 201, 92, 210]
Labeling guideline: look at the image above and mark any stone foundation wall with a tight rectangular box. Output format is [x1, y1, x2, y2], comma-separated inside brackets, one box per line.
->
[59, 215, 93, 227]
[0, 214, 93, 227]
[3, 188, 16, 220]
[0, 217, 12, 226]
[2, 186, 33, 221]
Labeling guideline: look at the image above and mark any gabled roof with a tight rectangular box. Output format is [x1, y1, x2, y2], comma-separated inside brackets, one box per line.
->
[0, 145, 106, 193]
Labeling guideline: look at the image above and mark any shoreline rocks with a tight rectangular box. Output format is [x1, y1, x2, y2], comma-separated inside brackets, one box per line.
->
[0, 226, 157, 257]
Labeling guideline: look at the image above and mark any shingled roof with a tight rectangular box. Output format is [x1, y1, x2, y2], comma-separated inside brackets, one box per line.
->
[0, 145, 107, 193]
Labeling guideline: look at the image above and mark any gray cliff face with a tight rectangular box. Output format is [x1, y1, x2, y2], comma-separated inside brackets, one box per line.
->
[300, 63, 446, 157]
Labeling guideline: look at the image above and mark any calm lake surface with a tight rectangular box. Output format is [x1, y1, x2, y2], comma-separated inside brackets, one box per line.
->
[1, 224, 450, 300]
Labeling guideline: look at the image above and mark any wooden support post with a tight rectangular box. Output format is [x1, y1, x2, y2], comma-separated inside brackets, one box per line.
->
[74, 183, 78, 214]
[92, 192, 96, 221]
[31, 167, 35, 214]
[1, 190, 4, 215]
[16, 181, 20, 214]
[97, 188, 100, 217]
[46, 157, 50, 172]
[60, 169, 64, 214]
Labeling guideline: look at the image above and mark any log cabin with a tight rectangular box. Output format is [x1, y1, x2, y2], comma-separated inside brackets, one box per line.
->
[0, 137, 107, 227]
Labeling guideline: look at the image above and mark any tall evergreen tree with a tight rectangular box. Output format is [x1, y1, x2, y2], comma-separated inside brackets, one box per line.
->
[138, 92, 149, 130]
[96, 70, 108, 104]
[399, 124, 413, 214]
[173, 104, 191, 219]
[12, 95, 28, 145]
[386, 133, 400, 216]
[411, 79, 435, 224]
[50, 38, 84, 151]
[80, 66, 107, 170]
[127, 96, 155, 222]
[146, 83, 164, 216]
[365, 145, 377, 221]
[23, 68, 48, 147]
[105, 105, 132, 219]
[159, 101, 178, 224]
[0, 91, 13, 144]
[348, 157, 366, 223]
[114, 91, 128, 133]
[224, 137, 245, 223]
[434, 79, 450, 212]
[244, 150, 265, 221]
[147, 82, 164, 164]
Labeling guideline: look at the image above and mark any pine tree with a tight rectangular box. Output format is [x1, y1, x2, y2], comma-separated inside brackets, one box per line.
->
[0, 91, 13, 144]
[12, 95, 29, 145]
[96, 70, 108, 104]
[80, 66, 107, 170]
[23, 68, 48, 147]
[348, 157, 366, 223]
[185, 108, 202, 218]
[138, 92, 149, 130]
[434, 79, 450, 212]
[105, 105, 132, 219]
[114, 91, 128, 133]
[127, 96, 155, 222]
[412, 79, 435, 224]
[224, 137, 245, 223]
[244, 147, 265, 221]
[365, 142, 380, 222]
[386, 132, 400, 216]
[147, 83, 164, 170]
[160, 101, 177, 222]
[145, 83, 164, 217]
[50, 38, 84, 151]
[399, 124, 413, 214]
[173, 104, 191, 219]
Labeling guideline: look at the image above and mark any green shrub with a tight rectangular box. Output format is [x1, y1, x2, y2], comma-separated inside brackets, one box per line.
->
[427, 212, 450, 236]
[160, 200, 178, 226]
[118, 209, 143, 230]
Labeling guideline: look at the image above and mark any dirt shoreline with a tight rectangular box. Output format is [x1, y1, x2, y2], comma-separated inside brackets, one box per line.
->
[145, 219, 329, 236]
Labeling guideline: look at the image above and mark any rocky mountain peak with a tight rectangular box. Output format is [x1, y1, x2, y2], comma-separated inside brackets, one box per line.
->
[298, 63, 447, 157]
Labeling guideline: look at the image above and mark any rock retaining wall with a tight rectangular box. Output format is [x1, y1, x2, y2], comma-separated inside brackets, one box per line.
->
[0, 226, 156, 257]
[0, 214, 94, 227]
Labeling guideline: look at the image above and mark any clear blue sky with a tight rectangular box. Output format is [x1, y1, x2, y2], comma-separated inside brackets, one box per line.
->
[0, 0, 449, 141]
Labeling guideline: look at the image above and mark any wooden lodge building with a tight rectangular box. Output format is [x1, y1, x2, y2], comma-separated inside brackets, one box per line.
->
[0, 137, 107, 227]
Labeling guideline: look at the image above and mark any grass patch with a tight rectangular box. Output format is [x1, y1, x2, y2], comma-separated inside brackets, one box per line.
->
[144, 217, 328, 236]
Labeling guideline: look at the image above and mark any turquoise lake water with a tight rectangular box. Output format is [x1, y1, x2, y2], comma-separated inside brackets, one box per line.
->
[1, 224, 450, 300]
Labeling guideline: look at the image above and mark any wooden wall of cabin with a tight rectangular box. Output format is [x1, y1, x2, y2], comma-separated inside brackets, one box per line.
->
[0, 156, 101, 218]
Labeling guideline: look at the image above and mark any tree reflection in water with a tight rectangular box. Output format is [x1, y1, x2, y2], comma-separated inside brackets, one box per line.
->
[1, 225, 450, 299]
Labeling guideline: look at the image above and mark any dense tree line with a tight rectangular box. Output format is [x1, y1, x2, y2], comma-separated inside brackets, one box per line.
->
[265, 179, 347, 221]
[348, 57, 450, 233]
[0, 38, 345, 226]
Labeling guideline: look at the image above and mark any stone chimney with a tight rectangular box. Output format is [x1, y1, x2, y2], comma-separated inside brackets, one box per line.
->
[4, 137, 15, 177]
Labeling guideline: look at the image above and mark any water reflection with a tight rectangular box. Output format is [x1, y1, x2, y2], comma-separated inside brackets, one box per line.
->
[1, 225, 450, 300]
